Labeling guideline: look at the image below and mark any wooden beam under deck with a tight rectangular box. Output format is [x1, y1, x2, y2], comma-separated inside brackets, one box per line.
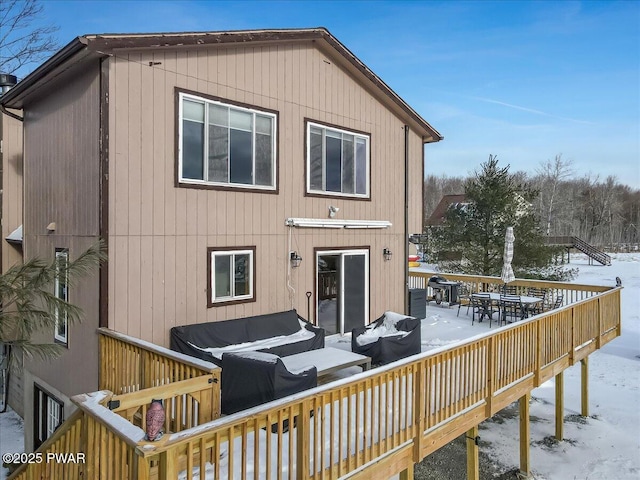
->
[555, 371, 564, 441]
[519, 393, 531, 477]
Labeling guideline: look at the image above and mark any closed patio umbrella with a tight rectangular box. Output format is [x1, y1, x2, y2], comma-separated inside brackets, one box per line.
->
[501, 227, 516, 287]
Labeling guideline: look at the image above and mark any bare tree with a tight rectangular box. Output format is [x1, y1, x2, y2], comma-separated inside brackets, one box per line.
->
[0, 0, 59, 76]
[536, 154, 573, 236]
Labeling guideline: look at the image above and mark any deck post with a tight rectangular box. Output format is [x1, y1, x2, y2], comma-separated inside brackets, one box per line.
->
[486, 337, 495, 417]
[519, 393, 531, 477]
[158, 447, 178, 480]
[399, 466, 415, 480]
[555, 371, 564, 440]
[466, 425, 479, 480]
[581, 357, 589, 417]
[296, 400, 311, 480]
[134, 453, 151, 480]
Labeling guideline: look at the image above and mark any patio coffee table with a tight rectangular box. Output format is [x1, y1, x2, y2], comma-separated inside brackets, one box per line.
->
[281, 347, 371, 378]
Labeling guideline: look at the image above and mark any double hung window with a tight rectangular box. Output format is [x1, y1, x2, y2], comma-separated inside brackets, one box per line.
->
[54, 249, 69, 344]
[208, 247, 255, 306]
[306, 121, 369, 198]
[179, 91, 277, 190]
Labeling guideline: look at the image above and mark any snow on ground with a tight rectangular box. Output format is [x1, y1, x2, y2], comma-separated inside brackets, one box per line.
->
[0, 253, 637, 479]
[0, 407, 23, 480]
[407, 253, 639, 479]
[479, 253, 640, 480]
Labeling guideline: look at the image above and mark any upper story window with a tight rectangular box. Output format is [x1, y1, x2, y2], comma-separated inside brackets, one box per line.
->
[306, 120, 370, 198]
[54, 249, 69, 345]
[179, 91, 277, 190]
[208, 247, 255, 307]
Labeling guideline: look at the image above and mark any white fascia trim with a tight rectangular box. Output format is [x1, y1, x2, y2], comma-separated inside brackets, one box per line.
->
[285, 218, 392, 229]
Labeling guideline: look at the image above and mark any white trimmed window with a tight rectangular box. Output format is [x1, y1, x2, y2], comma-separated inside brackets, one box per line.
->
[208, 247, 255, 306]
[306, 121, 370, 198]
[54, 249, 69, 344]
[179, 92, 277, 190]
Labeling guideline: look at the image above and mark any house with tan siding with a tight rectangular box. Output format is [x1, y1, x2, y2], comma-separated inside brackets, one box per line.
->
[0, 27, 441, 450]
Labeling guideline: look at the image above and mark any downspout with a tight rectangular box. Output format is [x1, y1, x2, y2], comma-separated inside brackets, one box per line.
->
[98, 57, 110, 329]
[404, 125, 409, 315]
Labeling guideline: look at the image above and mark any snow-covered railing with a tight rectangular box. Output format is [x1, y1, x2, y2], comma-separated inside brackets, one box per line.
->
[408, 271, 610, 308]
[108, 374, 220, 433]
[98, 327, 220, 395]
[8, 391, 146, 480]
[132, 286, 621, 480]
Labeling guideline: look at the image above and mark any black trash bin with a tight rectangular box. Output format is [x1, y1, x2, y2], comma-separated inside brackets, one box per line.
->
[408, 288, 427, 319]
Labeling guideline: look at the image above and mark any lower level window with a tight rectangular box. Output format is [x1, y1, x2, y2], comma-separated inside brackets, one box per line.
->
[34, 385, 64, 449]
[208, 247, 255, 306]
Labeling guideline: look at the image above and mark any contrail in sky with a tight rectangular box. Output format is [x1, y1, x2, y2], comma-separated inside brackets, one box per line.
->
[470, 96, 594, 125]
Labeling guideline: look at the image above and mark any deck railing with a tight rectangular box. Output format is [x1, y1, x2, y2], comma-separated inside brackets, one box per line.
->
[10, 278, 621, 480]
[409, 271, 610, 308]
[98, 327, 220, 393]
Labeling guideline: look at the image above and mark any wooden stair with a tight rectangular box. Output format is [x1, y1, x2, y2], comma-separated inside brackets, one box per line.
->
[546, 236, 611, 266]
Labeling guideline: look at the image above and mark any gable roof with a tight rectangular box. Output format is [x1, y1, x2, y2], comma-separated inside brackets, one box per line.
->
[0, 27, 442, 143]
[426, 194, 468, 226]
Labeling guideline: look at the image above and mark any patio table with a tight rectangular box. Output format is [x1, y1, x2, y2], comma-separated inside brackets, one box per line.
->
[281, 347, 371, 379]
[471, 293, 543, 322]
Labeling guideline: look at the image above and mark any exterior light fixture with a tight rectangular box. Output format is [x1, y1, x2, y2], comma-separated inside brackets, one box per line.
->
[290, 251, 302, 268]
[383, 248, 392, 261]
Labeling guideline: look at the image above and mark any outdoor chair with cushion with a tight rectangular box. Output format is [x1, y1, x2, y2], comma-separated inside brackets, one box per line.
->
[221, 351, 317, 416]
[351, 312, 421, 366]
[471, 293, 497, 326]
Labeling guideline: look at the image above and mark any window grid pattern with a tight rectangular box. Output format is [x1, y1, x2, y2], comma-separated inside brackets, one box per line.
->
[180, 93, 276, 190]
[307, 122, 369, 198]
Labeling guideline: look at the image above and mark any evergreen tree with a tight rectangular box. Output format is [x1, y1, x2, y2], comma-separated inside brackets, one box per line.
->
[431, 156, 573, 280]
[0, 242, 106, 373]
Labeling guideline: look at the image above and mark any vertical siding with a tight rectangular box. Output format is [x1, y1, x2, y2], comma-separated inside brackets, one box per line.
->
[108, 43, 427, 345]
[1, 113, 23, 272]
[1, 113, 25, 415]
[22, 61, 101, 398]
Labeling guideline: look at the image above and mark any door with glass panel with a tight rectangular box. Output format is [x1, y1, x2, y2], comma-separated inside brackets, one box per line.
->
[316, 249, 369, 335]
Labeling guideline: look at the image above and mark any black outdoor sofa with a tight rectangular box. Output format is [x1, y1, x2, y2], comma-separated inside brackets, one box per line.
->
[169, 309, 325, 367]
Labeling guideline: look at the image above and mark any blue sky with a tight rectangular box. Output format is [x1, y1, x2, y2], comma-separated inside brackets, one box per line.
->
[25, 0, 640, 187]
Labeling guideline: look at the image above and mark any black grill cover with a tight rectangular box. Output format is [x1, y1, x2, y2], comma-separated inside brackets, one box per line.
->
[351, 314, 421, 365]
[221, 351, 317, 415]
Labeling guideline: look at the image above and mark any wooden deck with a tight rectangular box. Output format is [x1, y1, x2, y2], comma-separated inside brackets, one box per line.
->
[9, 274, 621, 480]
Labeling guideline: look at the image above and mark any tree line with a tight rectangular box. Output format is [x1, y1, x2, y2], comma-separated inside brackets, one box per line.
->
[424, 155, 640, 250]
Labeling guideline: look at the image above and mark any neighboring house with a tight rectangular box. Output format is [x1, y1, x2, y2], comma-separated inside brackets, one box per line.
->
[425, 193, 468, 226]
[0, 28, 441, 450]
[426, 192, 532, 227]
